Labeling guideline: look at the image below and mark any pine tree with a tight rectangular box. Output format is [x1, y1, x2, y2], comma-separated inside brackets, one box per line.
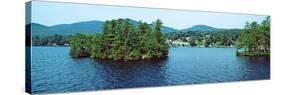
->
[69, 18, 169, 60]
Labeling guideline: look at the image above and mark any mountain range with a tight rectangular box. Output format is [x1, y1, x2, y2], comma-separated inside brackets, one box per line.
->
[28, 19, 226, 36]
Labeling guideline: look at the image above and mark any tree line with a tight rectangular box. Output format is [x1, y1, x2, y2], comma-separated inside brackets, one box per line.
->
[32, 35, 69, 46]
[236, 16, 270, 56]
[69, 18, 169, 61]
[164, 29, 240, 47]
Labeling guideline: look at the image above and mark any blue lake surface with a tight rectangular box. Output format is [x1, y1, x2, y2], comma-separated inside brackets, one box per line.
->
[31, 47, 270, 93]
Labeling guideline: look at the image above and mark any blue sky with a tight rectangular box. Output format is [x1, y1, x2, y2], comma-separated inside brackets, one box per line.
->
[31, 1, 268, 29]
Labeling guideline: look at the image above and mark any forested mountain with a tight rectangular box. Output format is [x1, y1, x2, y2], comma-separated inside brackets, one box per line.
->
[180, 25, 222, 32]
[29, 20, 104, 36]
[28, 18, 242, 37]
[50, 20, 104, 34]
[28, 19, 178, 36]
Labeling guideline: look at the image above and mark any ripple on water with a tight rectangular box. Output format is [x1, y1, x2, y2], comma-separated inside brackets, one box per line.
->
[31, 47, 270, 93]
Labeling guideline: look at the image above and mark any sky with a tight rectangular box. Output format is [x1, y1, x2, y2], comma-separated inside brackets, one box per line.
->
[31, 1, 268, 29]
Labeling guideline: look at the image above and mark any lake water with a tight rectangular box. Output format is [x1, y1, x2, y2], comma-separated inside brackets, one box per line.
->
[31, 47, 270, 94]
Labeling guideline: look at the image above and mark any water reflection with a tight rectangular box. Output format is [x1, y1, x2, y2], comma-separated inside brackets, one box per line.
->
[31, 47, 270, 93]
[90, 58, 169, 89]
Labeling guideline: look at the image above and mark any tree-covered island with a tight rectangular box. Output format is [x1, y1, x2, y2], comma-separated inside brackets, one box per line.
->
[69, 18, 169, 61]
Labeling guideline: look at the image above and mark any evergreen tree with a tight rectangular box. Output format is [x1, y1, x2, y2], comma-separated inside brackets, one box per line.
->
[69, 33, 91, 58]
[236, 16, 270, 56]
[69, 18, 168, 60]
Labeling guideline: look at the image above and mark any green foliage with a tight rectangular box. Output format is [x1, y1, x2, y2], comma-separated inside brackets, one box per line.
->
[188, 37, 197, 47]
[236, 16, 270, 56]
[164, 29, 240, 47]
[236, 50, 270, 56]
[69, 18, 168, 60]
[32, 34, 69, 46]
[69, 33, 92, 58]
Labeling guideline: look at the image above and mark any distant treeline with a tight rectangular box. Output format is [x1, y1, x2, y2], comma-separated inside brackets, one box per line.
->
[32, 35, 70, 46]
[164, 29, 240, 47]
[32, 29, 240, 47]
[236, 16, 270, 56]
[69, 19, 168, 61]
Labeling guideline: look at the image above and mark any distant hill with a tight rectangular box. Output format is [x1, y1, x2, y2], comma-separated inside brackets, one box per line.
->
[29, 20, 104, 36]
[180, 25, 222, 32]
[29, 19, 178, 36]
[161, 26, 178, 33]
[28, 18, 241, 37]
[50, 20, 104, 34]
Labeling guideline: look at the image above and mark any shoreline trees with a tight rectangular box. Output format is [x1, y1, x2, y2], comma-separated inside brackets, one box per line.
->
[32, 34, 69, 46]
[69, 18, 169, 61]
[164, 30, 240, 47]
[236, 16, 270, 56]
